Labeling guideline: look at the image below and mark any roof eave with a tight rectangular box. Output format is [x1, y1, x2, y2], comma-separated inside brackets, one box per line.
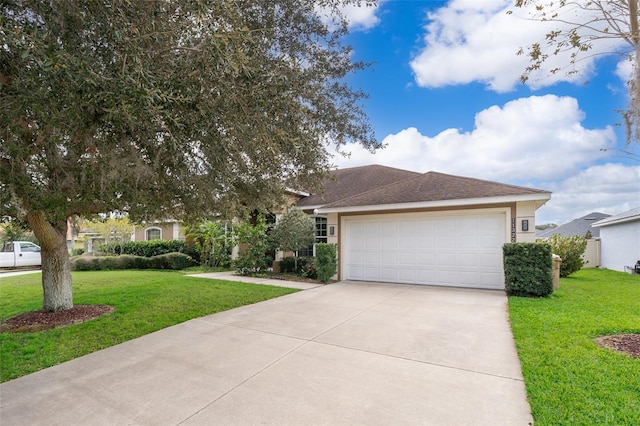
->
[592, 215, 640, 227]
[317, 193, 551, 214]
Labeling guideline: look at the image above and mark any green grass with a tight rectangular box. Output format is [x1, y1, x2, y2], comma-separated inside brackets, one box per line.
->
[509, 268, 640, 425]
[0, 270, 298, 383]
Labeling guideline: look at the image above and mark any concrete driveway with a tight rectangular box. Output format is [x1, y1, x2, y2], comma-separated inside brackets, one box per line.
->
[0, 280, 533, 425]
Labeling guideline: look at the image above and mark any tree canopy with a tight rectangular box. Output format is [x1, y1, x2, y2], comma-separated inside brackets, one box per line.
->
[271, 207, 316, 254]
[514, 0, 639, 143]
[0, 0, 377, 310]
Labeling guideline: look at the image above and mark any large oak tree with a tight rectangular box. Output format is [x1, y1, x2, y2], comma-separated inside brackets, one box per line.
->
[0, 0, 377, 311]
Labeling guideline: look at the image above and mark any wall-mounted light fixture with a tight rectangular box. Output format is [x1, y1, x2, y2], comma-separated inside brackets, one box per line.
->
[522, 219, 529, 232]
[329, 226, 335, 236]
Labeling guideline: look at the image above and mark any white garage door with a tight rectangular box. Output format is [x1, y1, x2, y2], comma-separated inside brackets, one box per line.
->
[344, 212, 507, 289]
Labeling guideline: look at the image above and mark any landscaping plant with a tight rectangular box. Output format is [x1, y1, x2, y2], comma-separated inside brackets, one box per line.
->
[315, 243, 337, 283]
[99, 240, 189, 258]
[503, 243, 553, 297]
[234, 214, 273, 275]
[185, 221, 235, 268]
[271, 208, 315, 271]
[542, 234, 588, 277]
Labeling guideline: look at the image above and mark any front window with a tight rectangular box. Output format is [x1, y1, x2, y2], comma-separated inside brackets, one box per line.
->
[145, 227, 162, 240]
[298, 216, 327, 257]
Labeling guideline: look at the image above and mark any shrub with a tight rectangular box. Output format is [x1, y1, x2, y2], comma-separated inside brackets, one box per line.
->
[149, 253, 196, 270]
[70, 252, 195, 271]
[503, 243, 553, 297]
[300, 257, 317, 280]
[316, 243, 337, 283]
[185, 221, 234, 268]
[542, 234, 587, 277]
[70, 256, 102, 271]
[98, 240, 188, 258]
[279, 256, 298, 273]
[234, 214, 273, 275]
[71, 248, 84, 256]
[279, 256, 317, 279]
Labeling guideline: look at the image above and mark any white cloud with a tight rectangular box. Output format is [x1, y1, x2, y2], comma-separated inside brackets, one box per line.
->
[333, 95, 615, 183]
[615, 57, 635, 84]
[341, 2, 381, 30]
[410, 0, 623, 92]
[317, 1, 382, 32]
[536, 163, 640, 224]
[330, 94, 634, 225]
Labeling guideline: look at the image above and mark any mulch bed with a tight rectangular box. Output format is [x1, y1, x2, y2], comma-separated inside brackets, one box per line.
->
[595, 334, 640, 359]
[0, 305, 114, 333]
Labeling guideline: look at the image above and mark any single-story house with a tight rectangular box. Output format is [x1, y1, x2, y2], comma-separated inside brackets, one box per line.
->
[592, 207, 640, 272]
[535, 211, 610, 268]
[295, 165, 551, 290]
[536, 212, 610, 239]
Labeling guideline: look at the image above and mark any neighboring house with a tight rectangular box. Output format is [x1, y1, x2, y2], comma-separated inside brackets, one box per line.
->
[536, 212, 610, 268]
[294, 165, 551, 290]
[592, 207, 640, 273]
[536, 212, 610, 239]
[133, 221, 185, 242]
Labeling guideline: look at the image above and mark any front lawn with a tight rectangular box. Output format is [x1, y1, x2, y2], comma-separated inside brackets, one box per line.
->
[0, 270, 298, 383]
[509, 269, 640, 425]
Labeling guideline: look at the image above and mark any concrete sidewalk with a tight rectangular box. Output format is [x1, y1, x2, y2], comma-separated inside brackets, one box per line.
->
[0, 280, 533, 425]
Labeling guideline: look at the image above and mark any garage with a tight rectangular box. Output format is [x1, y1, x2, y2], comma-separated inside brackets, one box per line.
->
[343, 210, 508, 289]
[297, 166, 551, 289]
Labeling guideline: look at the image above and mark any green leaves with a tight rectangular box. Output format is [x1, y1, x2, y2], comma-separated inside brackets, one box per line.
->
[544, 234, 588, 277]
[1, 0, 377, 224]
[271, 207, 315, 254]
[503, 242, 554, 297]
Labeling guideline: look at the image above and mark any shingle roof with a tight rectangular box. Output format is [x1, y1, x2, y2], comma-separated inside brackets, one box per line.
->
[592, 207, 640, 227]
[536, 212, 610, 239]
[296, 165, 420, 208]
[298, 166, 550, 208]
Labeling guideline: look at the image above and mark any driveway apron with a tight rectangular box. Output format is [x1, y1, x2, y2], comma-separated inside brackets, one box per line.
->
[0, 280, 533, 425]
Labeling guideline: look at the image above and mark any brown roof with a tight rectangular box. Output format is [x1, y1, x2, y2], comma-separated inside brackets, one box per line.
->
[296, 165, 420, 207]
[314, 170, 551, 209]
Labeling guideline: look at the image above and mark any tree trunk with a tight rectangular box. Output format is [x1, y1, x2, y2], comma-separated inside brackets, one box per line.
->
[26, 212, 73, 312]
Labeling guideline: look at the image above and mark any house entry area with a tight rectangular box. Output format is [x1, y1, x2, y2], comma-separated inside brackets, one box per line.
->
[343, 210, 509, 290]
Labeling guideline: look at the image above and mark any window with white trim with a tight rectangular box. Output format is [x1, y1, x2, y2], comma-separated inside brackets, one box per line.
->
[298, 216, 327, 257]
[145, 227, 162, 241]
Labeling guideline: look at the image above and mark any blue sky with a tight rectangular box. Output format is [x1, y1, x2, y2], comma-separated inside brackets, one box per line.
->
[327, 0, 640, 225]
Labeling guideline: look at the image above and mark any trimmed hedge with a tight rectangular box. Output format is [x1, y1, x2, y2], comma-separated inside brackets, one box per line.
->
[503, 243, 553, 297]
[70, 252, 195, 271]
[98, 240, 188, 258]
[315, 243, 337, 283]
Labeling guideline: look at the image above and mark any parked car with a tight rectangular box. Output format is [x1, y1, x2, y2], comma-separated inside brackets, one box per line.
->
[0, 241, 42, 268]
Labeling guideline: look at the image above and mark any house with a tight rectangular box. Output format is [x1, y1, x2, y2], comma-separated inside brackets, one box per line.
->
[592, 207, 640, 273]
[132, 221, 185, 242]
[294, 165, 551, 290]
[536, 212, 610, 239]
[536, 212, 610, 268]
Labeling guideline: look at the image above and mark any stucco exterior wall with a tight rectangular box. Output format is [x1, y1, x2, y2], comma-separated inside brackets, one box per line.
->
[134, 222, 185, 241]
[599, 221, 640, 272]
[515, 201, 537, 243]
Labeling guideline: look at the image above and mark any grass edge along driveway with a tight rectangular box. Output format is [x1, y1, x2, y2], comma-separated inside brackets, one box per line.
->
[0, 270, 298, 383]
[509, 268, 640, 426]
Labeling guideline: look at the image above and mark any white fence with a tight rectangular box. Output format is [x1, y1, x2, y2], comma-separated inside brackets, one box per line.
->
[583, 238, 601, 268]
